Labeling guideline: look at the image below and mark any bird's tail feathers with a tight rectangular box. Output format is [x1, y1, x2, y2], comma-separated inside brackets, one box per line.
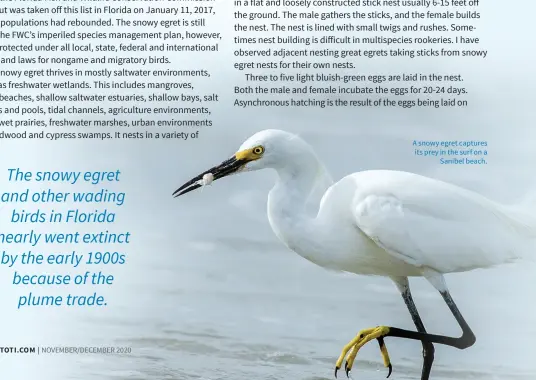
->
[500, 191, 536, 262]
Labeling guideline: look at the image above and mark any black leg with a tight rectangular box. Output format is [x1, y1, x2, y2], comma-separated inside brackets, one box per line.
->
[334, 274, 476, 379]
[387, 289, 476, 350]
[401, 286, 435, 380]
[438, 290, 476, 348]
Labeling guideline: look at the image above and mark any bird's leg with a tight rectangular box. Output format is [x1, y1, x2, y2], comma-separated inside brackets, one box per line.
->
[385, 288, 476, 348]
[397, 279, 435, 380]
[334, 271, 475, 378]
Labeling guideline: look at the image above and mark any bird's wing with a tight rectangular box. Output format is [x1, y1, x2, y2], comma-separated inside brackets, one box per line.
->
[349, 170, 531, 273]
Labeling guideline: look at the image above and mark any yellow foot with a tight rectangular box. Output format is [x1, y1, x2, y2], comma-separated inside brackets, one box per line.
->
[334, 326, 392, 378]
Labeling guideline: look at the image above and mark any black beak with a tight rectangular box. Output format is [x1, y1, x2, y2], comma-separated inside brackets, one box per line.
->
[172, 156, 246, 198]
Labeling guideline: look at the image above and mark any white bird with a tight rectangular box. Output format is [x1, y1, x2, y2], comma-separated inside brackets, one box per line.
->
[173, 129, 534, 379]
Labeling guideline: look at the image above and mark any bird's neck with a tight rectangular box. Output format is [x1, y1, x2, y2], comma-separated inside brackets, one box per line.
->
[267, 152, 333, 251]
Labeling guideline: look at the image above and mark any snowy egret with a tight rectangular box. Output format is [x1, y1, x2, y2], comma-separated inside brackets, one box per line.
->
[173, 129, 534, 379]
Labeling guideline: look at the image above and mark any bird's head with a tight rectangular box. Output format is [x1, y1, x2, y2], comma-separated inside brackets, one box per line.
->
[173, 129, 307, 197]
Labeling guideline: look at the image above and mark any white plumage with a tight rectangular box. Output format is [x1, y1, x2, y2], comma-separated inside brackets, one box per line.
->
[335, 170, 532, 275]
[229, 130, 536, 279]
[174, 129, 535, 379]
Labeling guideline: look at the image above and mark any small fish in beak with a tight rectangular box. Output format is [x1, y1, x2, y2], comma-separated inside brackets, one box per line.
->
[201, 173, 214, 186]
[172, 156, 247, 198]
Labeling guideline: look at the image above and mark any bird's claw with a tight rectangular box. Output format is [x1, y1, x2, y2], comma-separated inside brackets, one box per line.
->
[377, 337, 393, 378]
[334, 326, 393, 379]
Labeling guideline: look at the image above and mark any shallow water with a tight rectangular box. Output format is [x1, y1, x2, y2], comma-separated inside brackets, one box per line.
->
[69, 234, 536, 380]
[1, 134, 536, 380]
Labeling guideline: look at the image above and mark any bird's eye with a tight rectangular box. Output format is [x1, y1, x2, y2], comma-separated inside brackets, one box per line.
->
[253, 146, 264, 155]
